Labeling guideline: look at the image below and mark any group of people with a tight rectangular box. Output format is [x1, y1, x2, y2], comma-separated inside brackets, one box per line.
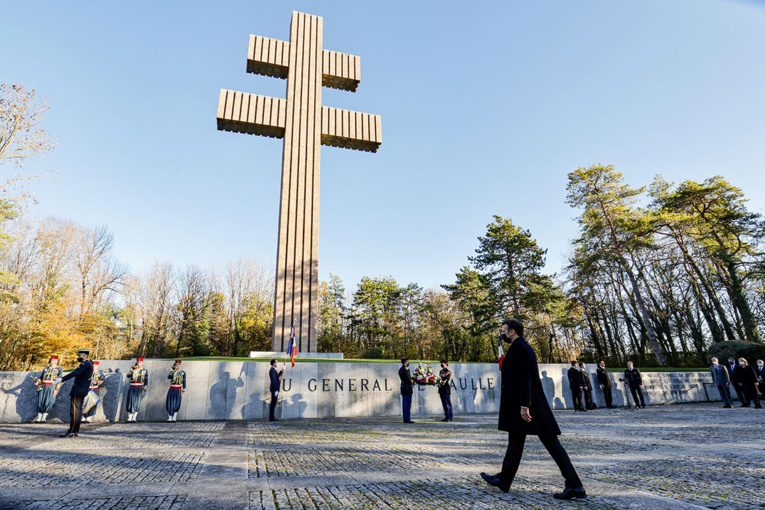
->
[32, 354, 189, 436]
[709, 356, 763, 409]
[567, 360, 647, 410]
[398, 357, 453, 423]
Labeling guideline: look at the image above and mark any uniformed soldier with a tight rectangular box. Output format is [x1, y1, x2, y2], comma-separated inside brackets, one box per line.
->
[399, 357, 414, 424]
[268, 359, 284, 422]
[59, 349, 94, 438]
[166, 360, 186, 422]
[82, 360, 104, 423]
[33, 355, 63, 423]
[126, 358, 149, 422]
[579, 363, 594, 410]
[438, 359, 453, 422]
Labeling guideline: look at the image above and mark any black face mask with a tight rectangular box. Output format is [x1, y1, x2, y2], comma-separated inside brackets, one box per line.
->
[729, 361, 735, 365]
[76, 357, 83, 363]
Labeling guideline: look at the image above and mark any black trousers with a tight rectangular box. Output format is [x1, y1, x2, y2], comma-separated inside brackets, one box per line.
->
[269, 390, 278, 420]
[570, 388, 582, 410]
[68, 395, 85, 434]
[501, 433, 582, 489]
[582, 388, 593, 409]
[742, 384, 761, 408]
[602, 386, 613, 408]
[630, 387, 645, 407]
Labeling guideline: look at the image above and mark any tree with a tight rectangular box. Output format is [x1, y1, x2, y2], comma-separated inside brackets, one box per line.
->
[566, 164, 668, 366]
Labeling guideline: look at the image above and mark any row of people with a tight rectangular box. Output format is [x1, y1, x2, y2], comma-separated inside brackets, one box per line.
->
[710, 357, 763, 409]
[568, 360, 645, 410]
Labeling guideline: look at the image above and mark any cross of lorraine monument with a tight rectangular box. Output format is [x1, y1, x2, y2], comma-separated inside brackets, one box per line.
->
[217, 11, 382, 353]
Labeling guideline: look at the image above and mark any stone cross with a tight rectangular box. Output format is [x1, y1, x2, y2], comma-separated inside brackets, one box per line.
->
[217, 11, 382, 353]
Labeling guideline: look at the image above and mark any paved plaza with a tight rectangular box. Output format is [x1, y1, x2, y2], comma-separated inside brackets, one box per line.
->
[0, 403, 763, 509]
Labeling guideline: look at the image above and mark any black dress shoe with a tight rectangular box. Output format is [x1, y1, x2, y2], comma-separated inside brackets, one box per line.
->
[480, 472, 510, 493]
[59, 432, 73, 438]
[553, 487, 586, 500]
[269, 418, 279, 422]
[405, 420, 415, 424]
[441, 418, 449, 422]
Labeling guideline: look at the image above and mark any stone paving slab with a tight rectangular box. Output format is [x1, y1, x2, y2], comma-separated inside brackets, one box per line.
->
[1, 404, 764, 510]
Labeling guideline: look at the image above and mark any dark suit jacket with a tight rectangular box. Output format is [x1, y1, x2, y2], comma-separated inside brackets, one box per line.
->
[61, 360, 94, 396]
[710, 364, 730, 385]
[399, 366, 413, 396]
[755, 366, 765, 383]
[498, 337, 560, 436]
[624, 368, 642, 389]
[567, 367, 582, 389]
[596, 367, 612, 388]
[580, 370, 592, 391]
[269, 366, 282, 393]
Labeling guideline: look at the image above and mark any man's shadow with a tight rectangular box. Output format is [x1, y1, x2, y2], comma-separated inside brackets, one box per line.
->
[540, 370, 556, 408]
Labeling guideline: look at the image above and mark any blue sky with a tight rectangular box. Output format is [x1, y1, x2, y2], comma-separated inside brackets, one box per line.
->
[2, 1, 764, 291]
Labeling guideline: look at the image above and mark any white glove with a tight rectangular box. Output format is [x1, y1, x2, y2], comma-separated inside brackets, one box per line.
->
[274, 391, 279, 397]
[54, 378, 63, 385]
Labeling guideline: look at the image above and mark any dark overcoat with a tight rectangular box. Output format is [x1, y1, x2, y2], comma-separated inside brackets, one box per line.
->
[399, 366, 413, 396]
[61, 360, 94, 396]
[498, 337, 561, 436]
[567, 367, 582, 389]
[596, 366, 612, 388]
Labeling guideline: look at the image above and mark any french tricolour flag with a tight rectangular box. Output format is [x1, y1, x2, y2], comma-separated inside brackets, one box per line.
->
[286, 327, 297, 367]
[497, 335, 505, 370]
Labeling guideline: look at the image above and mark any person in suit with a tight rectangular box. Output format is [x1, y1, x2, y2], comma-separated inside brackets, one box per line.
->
[33, 355, 63, 423]
[59, 349, 94, 438]
[567, 361, 584, 412]
[727, 357, 744, 404]
[710, 357, 733, 408]
[480, 319, 585, 500]
[595, 361, 613, 408]
[268, 359, 284, 421]
[735, 358, 761, 409]
[399, 357, 414, 423]
[755, 359, 764, 397]
[579, 363, 594, 410]
[624, 361, 645, 409]
[438, 359, 453, 422]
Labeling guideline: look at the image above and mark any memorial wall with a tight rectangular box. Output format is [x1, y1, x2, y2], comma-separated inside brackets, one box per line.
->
[0, 360, 720, 423]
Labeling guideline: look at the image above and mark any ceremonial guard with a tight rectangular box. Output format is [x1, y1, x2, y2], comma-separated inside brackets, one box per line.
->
[166, 360, 186, 422]
[579, 363, 594, 410]
[59, 349, 94, 437]
[268, 359, 284, 421]
[33, 355, 63, 423]
[438, 359, 453, 422]
[596, 361, 613, 408]
[83, 360, 104, 423]
[399, 357, 414, 423]
[126, 358, 148, 422]
[624, 361, 645, 409]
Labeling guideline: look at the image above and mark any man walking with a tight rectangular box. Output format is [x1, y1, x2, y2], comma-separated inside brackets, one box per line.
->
[579, 363, 594, 410]
[480, 319, 585, 500]
[596, 361, 613, 408]
[438, 359, 453, 422]
[399, 357, 414, 423]
[727, 357, 744, 404]
[59, 349, 94, 438]
[710, 357, 733, 408]
[268, 359, 283, 421]
[567, 361, 584, 411]
[624, 361, 646, 409]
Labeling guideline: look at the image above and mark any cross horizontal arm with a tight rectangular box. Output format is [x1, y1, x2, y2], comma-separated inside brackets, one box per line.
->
[217, 89, 286, 138]
[217, 89, 381, 152]
[246, 35, 362, 92]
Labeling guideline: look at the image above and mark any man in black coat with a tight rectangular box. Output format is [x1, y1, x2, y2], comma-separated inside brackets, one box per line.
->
[596, 361, 613, 408]
[624, 361, 645, 409]
[567, 361, 584, 411]
[480, 319, 585, 500]
[268, 359, 284, 421]
[59, 349, 94, 438]
[579, 363, 594, 410]
[755, 359, 765, 398]
[399, 357, 414, 423]
[727, 357, 745, 405]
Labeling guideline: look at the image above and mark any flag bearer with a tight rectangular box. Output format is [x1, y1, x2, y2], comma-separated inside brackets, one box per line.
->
[166, 360, 186, 422]
[33, 355, 63, 423]
[83, 361, 104, 423]
[126, 358, 148, 422]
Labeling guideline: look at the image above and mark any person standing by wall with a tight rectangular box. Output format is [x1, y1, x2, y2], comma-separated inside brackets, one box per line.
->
[268, 359, 284, 422]
[755, 359, 765, 398]
[567, 361, 584, 412]
[59, 349, 94, 438]
[735, 358, 761, 409]
[166, 360, 186, 422]
[579, 363, 594, 410]
[710, 357, 733, 409]
[727, 357, 744, 404]
[438, 359, 453, 422]
[126, 358, 148, 422]
[33, 355, 63, 423]
[399, 357, 414, 424]
[480, 319, 585, 500]
[82, 361, 104, 423]
[624, 361, 645, 409]
[596, 361, 613, 409]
